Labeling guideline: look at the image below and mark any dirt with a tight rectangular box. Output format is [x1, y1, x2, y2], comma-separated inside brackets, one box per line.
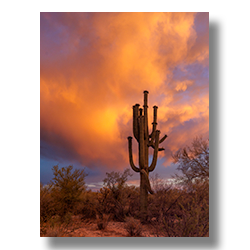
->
[41, 216, 163, 237]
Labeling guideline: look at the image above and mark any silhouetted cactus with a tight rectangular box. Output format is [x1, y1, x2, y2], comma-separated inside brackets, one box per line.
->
[127, 90, 167, 220]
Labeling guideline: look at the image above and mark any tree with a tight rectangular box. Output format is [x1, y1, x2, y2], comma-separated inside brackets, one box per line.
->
[99, 169, 133, 221]
[49, 165, 88, 217]
[103, 168, 132, 193]
[158, 137, 210, 236]
[172, 136, 209, 184]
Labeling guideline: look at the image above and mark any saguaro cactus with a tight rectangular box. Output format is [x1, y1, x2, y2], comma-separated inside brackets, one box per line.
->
[127, 90, 167, 220]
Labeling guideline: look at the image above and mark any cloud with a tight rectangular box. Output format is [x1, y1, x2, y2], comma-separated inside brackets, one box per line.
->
[175, 80, 194, 92]
[40, 12, 209, 172]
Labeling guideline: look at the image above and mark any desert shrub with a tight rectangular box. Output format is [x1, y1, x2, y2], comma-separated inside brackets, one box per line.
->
[147, 185, 180, 223]
[126, 186, 140, 218]
[161, 136, 209, 237]
[103, 169, 132, 192]
[97, 169, 134, 221]
[96, 214, 109, 230]
[124, 217, 142, 237]
[160, 181, 209, 237]
[96, 187, 125, 221]
[40, 211, 75, 237]
[97, 185, 139, 221]
[78, 190, 98, 220]
[49, 165, 87, 218]
[172, 136, 209, 184]
[96, 187, 113, 214]
[61, 211, 73, 226]
[40, 183, 55, 223]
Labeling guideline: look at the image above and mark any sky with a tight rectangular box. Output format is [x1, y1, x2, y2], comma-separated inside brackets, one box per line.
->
[40, 12, 209, 190]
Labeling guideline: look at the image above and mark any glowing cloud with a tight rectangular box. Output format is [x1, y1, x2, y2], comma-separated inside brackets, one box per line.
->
[40, 12, 209, 173]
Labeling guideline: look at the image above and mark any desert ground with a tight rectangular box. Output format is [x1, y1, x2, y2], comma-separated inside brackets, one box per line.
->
[40, 215, 163, 237]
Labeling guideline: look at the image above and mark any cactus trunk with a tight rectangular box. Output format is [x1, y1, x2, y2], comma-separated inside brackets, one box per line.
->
[127, 91, 167, 221]
[140, 172, 148, 218]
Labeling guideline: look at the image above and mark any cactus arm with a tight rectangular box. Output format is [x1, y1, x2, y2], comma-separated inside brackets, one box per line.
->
[149, 125, 156, 141]
[149, 106, 158, 139]
[159, 134, 168, 144]
[148, 144, 165, 151]
[127, 136, 140, 172]
[150, 134, 167, 151]
[153, 105, 158, 124]
[140, 169, 154, 194]
[143, 91, 149, 139]
[147, 140, 154, 147]
[143, 91, 149, 169]
[133, 104, 140, 142]
[148, 130, 160, 172]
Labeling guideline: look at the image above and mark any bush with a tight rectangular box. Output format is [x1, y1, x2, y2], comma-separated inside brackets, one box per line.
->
[96, 214, 109, 230]
[40, 183, 55, 223]
[124, 217, 142, 237]
[97, 169, 134, 222]
[78, 190, 98, 220]
[147, 183, 182, 223]
[161, 181, 209, 237]
[49, 165, 87, 217]
[41, 212, 73, 237]
[127, 186, 140, 218]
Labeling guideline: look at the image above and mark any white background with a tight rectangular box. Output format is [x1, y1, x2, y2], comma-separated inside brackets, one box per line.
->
[0, 0, 246, 250]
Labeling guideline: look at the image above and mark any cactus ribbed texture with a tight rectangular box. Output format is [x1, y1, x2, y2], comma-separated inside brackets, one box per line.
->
[127, 91, 167, 220]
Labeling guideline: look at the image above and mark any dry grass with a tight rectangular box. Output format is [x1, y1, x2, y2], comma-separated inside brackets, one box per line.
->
[124, 217, 143, 237]
[44, 226, 66, 237]
[96, 214, 110, 230]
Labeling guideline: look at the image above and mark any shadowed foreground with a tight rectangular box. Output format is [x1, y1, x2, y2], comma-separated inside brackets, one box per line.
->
[40, 137, 209, 237]
[41, 216, 160, 237]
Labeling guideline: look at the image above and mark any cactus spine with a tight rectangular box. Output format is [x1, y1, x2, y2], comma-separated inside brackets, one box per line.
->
[127, 90, 167, 220]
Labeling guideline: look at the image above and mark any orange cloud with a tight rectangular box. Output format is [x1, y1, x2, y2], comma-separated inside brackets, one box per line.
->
[40, 12, 209, 171]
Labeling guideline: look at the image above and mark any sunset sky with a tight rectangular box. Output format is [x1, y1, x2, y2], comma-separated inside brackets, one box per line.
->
[40, 12, 209, 190]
